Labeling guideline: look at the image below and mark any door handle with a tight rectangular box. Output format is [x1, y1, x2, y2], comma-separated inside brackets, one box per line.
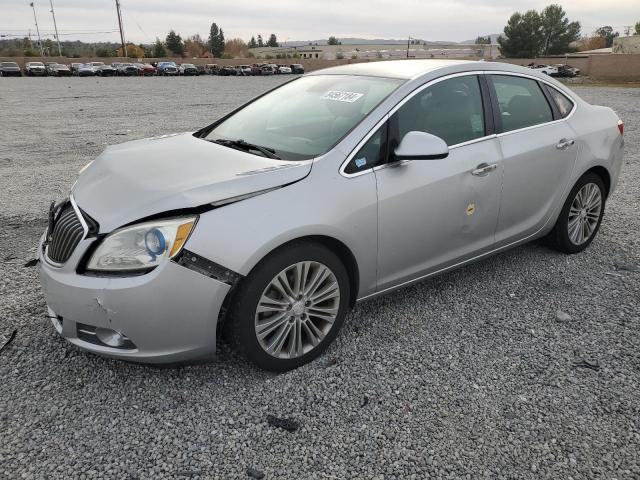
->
[556, 138, 575, 150]
[471, 163, 498, 176]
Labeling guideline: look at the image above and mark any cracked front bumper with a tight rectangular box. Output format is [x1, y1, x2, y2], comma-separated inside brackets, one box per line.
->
[38, 234, 231, 364]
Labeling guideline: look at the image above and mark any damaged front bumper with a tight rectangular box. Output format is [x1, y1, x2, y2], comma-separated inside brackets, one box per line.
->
[38, 234, 231, 364]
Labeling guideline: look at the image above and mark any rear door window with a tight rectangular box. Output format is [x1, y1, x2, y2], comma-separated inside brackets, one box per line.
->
[546, 87, 574, 118]
[490, 75, 553, 132]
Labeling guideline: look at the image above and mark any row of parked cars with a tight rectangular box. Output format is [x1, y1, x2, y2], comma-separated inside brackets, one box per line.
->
[0, 60, 305, 77]
[528, 63, 580, 78]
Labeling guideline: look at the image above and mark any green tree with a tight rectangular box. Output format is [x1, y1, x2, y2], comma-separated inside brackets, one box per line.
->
[165, 30, 184, 56]
[635, 22, 640, 36]
[152, 38, 166, 57]
[498, 10, 543, 58]
[328, 36, 339, 45]
[257, 35, 264, 47]
[208, 22, 225, 57]
[540, 4, 580, 55]
[595, 26, 619, 47]
[498, 5, 580, 58]
[267, 33, 278, 47]
[475, 36, 491, 44]
[248, 36, 257, 48]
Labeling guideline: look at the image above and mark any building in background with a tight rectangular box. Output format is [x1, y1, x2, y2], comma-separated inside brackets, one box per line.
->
[249, 42, 499, 60]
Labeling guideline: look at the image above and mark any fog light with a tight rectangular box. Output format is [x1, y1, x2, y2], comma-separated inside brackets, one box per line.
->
[95, 327, 125, 347]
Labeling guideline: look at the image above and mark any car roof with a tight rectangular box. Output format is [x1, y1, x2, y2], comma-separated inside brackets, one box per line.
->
[307, 59, 560, 82]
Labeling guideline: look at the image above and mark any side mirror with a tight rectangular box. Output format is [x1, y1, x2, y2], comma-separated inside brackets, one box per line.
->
[394, 131, 449, 161]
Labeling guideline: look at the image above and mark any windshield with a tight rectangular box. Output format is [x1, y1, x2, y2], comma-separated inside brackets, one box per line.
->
[2, 62, 18, 67]
[205, 75, 402, 160]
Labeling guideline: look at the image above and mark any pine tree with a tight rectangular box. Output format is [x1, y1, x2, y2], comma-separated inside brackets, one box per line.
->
[165, 30, 184, 56]
[257, 35, 264, 47]
[267, 34, 278, 47]
[248, 36, 257, 48]
[208, 22, 225, 57]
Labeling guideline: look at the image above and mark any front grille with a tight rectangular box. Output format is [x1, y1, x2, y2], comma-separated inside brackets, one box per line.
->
[47, 203, 85, 264]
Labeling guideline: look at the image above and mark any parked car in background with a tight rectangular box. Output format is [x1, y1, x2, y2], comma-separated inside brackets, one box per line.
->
[24, 61, 46, 76]
[278, 65, 292, 74]
[237, 65, 253, 76]
[78, 63, 96, 76]
[70, 63, 82, 75]
[157, 62, 178, 76]
[531, 64, 558, 76]
[44, 62, 59, 76]
[0, 62, 22, 76]
[218, 66, 237, 76]
[196, 65, 206, 75]
[553, 64, 580, 78]
[204, 64, 219, 75]
[95, 64, 117, 76]
[290, 64, 304, 74]
[38, 60, 625, 370]
[49, 63, 72, 77]
[116, 63, 138, 76]
[180, 63, 199, 76]
[134, 63, 156, 76]
[260, 64, 276, 75]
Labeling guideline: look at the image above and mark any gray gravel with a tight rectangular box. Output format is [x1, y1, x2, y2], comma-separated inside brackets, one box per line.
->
[1, 77, 639, 479]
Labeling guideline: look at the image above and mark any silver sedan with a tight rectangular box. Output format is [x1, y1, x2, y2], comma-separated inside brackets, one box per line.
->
[39, 60, 625, 370]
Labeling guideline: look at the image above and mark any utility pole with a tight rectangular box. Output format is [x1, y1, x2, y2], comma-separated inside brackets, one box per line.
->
[30, 2, 44, 57]
[114, 0, 127, 57]
[623, 25, 632, 36]
[406, 36, 412, 58]
[49, 0, 62, 56]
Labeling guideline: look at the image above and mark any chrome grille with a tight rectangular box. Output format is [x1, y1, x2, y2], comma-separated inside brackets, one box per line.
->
[47, 203, 85, 264]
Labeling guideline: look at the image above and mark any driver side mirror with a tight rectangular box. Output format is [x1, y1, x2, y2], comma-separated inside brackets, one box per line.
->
[394, 131, 449, 161]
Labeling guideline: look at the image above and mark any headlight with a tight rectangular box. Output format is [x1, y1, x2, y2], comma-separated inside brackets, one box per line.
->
[87, 216, 197, 272]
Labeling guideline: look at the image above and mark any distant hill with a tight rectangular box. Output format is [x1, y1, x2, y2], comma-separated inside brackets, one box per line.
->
[460, 34, 501, 44]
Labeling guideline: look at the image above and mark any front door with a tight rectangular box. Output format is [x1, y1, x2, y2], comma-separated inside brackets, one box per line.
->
[375, 74, 503, 292]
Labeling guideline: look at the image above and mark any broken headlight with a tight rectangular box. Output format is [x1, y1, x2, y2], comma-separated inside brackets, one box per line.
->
[87, 216, 197, 272]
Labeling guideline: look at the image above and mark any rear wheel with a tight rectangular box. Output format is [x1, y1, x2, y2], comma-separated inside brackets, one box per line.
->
[546, 172, 606, 254]
[226, 242, 351, 371]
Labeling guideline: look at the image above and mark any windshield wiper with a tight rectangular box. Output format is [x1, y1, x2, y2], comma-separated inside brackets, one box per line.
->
[212, 139, 281, 160]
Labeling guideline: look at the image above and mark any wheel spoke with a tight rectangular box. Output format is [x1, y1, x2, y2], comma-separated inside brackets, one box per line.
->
[308, 305, 339, 323]
[301, 320, 323, 347]
[304, 266, 330, 297]
[310, 281, 340, 304]
[256, 312, 290, 338]
[266, 321, 293, 356]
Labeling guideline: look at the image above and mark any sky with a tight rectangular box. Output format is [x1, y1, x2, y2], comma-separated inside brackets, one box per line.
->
[1, 0, 638, 44]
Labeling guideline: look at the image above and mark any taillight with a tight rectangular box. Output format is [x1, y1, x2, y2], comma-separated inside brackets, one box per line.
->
[617, 119, 624, 135]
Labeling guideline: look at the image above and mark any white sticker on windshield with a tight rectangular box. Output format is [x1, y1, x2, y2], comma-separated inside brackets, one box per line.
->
[322, 91, 364, 103]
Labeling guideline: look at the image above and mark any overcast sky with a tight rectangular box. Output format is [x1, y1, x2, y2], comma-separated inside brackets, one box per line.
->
[1, 0, 638, 44]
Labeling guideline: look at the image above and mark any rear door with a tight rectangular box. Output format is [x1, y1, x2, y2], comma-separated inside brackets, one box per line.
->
[487, 74, 577, 246]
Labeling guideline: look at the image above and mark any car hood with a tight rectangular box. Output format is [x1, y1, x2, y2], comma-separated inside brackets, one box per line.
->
[73, 132, 312, 232]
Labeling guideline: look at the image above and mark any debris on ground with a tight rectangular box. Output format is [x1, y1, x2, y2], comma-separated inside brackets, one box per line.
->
[24, 258, 39, 267]
[246, 467, 265, 479]
[266, 414, 299, 432]
[0, 329, 17, 354]
[556, 310, 572, 321]
[573, 359, 601, 371]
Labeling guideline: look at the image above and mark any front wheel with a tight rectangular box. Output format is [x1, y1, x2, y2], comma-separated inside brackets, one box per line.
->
[546, 172, 606, 254]
[226, 242, 351, 371]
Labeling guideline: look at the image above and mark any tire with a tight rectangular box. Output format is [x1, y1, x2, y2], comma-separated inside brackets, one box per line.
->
[546, 172, 606, 254]
[226, 241, 351, 371]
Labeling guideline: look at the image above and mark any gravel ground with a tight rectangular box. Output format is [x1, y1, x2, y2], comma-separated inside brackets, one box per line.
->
[0, 77, 639, 479]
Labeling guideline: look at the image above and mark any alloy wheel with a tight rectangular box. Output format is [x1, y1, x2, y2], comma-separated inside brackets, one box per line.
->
[254, 261, 341, 359]
[567, 182, 602, 245]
